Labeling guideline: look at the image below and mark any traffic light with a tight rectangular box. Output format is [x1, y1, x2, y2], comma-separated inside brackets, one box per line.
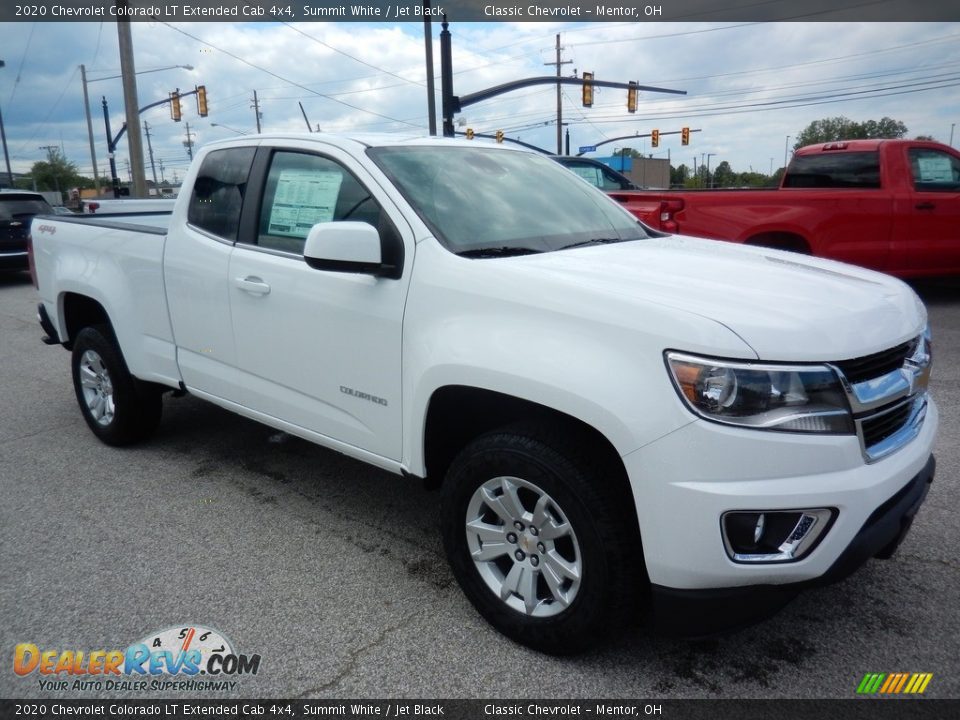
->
[495, 130, 504, 144]
[651, 129, 660, 148]
[627, 81, 638, 114]
[196, 85, 208, 117]
[681, 126, 690, 146]
[169, 90, 182, 122]
[466, 128, 474, 140]
[582, 71, 594, 107]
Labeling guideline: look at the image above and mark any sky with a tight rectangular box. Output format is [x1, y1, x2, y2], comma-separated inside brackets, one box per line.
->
[0, 19, 958, 188]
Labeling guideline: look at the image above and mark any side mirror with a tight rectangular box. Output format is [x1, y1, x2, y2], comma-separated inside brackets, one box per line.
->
[303, 222, 386, 275]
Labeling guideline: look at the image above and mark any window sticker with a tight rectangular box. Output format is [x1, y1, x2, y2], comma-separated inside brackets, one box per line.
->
[568, 166, 602, 187]
[267, 169, 343, 238]
[915, 155, 953, 183]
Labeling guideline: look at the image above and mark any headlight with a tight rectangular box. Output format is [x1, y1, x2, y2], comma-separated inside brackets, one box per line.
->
[666, 351, 854, 434]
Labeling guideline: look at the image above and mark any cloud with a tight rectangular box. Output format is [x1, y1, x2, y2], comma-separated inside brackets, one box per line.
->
[0, 20, 957, 184]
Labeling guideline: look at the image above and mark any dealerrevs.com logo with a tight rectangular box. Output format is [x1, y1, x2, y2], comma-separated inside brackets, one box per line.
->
[13, 625, 261, 693]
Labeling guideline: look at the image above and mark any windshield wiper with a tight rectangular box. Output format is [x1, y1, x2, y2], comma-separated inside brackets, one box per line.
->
[455, 246, 543, 258]
[558, 237, 624, 251]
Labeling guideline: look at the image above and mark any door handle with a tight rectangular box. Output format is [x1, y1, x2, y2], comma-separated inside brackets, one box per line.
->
[233, 276, 271, 295]
[915, 202, 936, 210]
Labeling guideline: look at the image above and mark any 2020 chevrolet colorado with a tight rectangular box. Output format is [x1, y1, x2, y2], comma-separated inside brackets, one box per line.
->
[30, 133, 937, 653]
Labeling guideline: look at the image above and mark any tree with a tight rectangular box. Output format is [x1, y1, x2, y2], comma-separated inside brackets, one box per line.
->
[712, 160, 735, 188]
[794, 116, 908, 150]
[670, 163, 690, 187]
[914, 135, 937, 141]
[20, 149, 87, 198]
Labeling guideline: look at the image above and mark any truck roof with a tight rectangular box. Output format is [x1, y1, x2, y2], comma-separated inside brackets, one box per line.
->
[793, 138, 941, 156]
[202, 131, 528, 153]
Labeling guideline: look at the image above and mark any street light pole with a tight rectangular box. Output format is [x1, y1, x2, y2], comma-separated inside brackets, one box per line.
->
[79, 65, 103, 195]
[82, 63, 192, 197]
[0, 60, 13, 188]
[784, 135, 791, 171]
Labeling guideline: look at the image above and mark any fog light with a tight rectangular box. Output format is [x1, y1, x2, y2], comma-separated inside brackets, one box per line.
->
[722, 509, 835, 563]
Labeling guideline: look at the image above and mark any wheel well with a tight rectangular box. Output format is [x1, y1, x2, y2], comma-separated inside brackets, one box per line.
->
[744, 232, 811, 254]
[61, 293, 111, 349]
[423, 386, 629, 498]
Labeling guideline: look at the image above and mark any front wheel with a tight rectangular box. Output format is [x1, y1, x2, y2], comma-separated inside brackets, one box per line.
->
[71, 325, 162, 446]
[441, 426, 641, 654]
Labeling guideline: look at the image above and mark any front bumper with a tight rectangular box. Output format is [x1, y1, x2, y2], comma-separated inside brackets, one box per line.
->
[623, 396, 938, 592]
[648, 455, 934, 635]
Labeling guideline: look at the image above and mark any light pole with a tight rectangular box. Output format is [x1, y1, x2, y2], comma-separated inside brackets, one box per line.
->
[82, 63, 193, 197]
[211, 122, 247, 136]
[950, 123, 955, 148]
[784, 135, 791, 171]
[0, 60, 13, 188]
[706, 153, 716, 188]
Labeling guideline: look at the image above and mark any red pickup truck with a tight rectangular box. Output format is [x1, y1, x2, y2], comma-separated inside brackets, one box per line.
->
[609, 140, 960, 278]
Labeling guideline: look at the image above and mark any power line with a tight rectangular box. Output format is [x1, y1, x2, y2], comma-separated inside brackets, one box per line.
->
[159, 22, 424, 130]
[280, 22, 424, 88]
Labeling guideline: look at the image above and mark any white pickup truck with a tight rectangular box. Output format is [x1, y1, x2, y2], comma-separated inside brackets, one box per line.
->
[30, 133, 937, 653]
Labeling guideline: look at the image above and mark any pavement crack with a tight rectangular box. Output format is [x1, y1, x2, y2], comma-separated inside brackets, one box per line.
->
[295, 611, 417, 698]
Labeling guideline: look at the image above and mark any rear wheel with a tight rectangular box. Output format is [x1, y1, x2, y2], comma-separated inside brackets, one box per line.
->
[71, 325, 162, 446]
[441, 425, 641, 654]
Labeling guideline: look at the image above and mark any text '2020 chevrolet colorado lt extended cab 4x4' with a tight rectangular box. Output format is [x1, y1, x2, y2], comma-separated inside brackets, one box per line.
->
[30, 134, 937, 653]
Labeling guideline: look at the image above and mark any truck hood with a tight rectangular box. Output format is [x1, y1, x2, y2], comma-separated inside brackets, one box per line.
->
[498, 235, 926, 361]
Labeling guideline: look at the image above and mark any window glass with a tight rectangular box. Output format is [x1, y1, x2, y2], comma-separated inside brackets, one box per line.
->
[566, 162, 604, 189]
[257, 151, 387, 254]
[599, 165, 630, 190]
[909, 148, 960, 191]
[187, 147, 256, 240]
[0, 196, 53, 219]
[369, 146, 646, 255]
[782, 152, 881, 189]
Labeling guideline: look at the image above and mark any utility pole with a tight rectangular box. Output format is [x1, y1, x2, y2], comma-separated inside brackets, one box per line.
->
[0, 59, 14, 188]
[184, 122, 195, 160]
[116, 0, 147, 198]
[423, 1, 437, 135]
[143, 121, 158, 187]
[79, 64, 102, 195]
[158, 159, 165, 184]
[251, 90, 262, 133]
[544, 34, 572, 155]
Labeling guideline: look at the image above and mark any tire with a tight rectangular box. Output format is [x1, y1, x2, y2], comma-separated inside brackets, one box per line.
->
[440, 425, 642, 654]
[70, 325, 162, 446]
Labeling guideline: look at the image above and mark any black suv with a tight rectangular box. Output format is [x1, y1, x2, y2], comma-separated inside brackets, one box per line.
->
[1, 191, 53, 271]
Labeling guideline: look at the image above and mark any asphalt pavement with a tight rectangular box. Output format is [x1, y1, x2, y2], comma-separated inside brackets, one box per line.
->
[1, 272, 958, 700]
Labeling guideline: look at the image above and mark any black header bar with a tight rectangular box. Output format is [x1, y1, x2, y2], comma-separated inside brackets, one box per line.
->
[1, 0, 957, 23]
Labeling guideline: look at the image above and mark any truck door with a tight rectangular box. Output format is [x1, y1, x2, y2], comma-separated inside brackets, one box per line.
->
[165, 145, 257, 401]
[227, 146, 412, 462]
[894, 146, 960, 274]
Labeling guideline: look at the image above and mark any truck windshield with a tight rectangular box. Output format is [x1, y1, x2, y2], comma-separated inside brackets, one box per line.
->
[368, 146, 647, 255]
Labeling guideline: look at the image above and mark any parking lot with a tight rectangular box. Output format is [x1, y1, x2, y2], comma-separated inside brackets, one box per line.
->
[1, 271, 958, 700]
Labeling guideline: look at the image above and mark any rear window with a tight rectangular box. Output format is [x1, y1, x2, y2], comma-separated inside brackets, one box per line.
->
[0, 195, 53, 220]
[783, 151, 881, 189]
[187, 147, 256, 241]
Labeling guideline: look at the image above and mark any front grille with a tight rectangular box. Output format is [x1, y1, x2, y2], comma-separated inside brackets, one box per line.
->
[835, 341, 913, 384]
[860, 401, 913, 448]
[835, 331, 930, 463]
